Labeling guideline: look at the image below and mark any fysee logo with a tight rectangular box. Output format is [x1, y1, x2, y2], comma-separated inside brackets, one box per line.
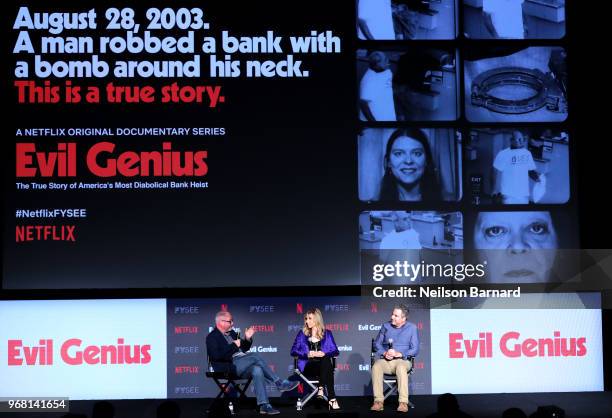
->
[174, 306, 199, 314]
[325, 304, 349, 312]
[249, 305, 275, 313]
[287, 324, 302, 332]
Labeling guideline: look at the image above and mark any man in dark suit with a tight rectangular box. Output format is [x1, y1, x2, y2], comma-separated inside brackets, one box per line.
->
[206, 310, 298, 415]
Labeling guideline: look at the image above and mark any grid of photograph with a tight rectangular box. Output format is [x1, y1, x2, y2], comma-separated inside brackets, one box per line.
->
[356, 0, 570, 285]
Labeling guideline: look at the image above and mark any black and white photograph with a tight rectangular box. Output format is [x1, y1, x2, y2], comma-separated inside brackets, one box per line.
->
[466, 127, 569, 205]
[469, 210, 574, 284]
[358, 48, 459, 121]
[463, 0, 566, 39]
[357, 0, 458, 40]
[358, 127, 462, 202]
[464, 47, 567, 122]
[360, 211, 464, 251]
[360, 211, 464, 284]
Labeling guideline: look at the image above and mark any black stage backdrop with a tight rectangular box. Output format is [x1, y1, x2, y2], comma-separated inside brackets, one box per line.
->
[4, 0, 359, 288]
[0, 1, 593, 294]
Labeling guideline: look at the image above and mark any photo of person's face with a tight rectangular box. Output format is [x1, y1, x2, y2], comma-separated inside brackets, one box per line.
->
[217, 314, 234, 333]
[387, 136, 427, 188]
[393, 212, 412, 232]
[510, 131, 526, 148]
[305, 313, 315, 329]
[390, 308, 407, 327]
[474, 211, 558, 283]
[370, 52, 390, 72]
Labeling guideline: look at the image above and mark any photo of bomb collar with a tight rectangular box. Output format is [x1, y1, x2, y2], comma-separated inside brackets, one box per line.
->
[464, 46, 567, 122]
[358, 47, 459, 122]
[466, 127, 569, 205]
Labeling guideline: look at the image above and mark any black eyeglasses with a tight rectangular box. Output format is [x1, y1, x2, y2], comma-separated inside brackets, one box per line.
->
[221, 319, 234, 323]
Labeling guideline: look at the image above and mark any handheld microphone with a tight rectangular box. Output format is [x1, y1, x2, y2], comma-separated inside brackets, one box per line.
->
[388, 338, 394, 350]
[237, 331, 241, 340]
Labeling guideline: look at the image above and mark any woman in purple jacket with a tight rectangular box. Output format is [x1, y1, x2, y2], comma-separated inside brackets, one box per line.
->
[290, 307, 340, 410]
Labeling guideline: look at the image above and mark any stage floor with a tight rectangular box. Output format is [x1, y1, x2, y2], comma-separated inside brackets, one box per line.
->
[4, 392, 612, 418]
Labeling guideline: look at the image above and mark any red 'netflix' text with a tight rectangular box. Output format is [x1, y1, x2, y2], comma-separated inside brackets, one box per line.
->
[16, 225, 76, 242]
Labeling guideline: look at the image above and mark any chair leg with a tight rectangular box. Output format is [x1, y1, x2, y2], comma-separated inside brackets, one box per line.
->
[211, 378, 252, 403]
[293, 369, 325, 409]
[383, 380, 397, 400]
[234, 378, 252, 399]
[212, 378, 228, 399]
[382, 379, 414, 407]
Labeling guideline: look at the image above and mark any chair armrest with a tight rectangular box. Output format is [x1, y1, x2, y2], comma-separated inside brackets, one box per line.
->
[370, 338, 377, 366]
[407, 356, 416, 374]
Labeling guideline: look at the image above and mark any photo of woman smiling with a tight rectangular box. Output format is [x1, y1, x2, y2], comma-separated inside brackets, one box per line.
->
[380, 128, 439, 201]
[358, 127, 461, 202]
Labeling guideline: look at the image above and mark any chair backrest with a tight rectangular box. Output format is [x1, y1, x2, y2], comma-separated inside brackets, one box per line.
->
[370, 338, 377, 366]
[207, 354, 234, 375]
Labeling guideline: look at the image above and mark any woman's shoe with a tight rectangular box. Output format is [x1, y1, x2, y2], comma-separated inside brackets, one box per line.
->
[328, 398, 340, 410]
[316, 386, 325, 399]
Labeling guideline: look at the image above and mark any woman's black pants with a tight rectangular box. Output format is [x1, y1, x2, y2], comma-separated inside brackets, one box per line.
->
[303, 356, 336, 398]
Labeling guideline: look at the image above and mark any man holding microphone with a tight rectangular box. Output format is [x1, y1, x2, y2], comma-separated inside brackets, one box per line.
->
[370, 304, 420, 413]
[206, 310, 299, 415]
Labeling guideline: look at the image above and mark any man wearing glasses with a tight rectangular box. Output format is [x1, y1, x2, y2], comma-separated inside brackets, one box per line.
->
[206, 310, 299, 415]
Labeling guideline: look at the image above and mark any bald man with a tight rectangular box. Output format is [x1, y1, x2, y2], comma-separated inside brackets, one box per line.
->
[206, 311, 298, 415]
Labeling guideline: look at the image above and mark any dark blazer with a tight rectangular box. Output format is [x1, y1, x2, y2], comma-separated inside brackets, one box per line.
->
[206, 328, 253, 374]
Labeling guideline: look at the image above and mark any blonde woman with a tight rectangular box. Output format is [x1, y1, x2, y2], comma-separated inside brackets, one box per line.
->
[290, 308, 340, 410]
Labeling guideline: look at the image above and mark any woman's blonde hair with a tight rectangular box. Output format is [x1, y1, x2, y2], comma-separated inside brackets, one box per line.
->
[303, 308, 325, 340]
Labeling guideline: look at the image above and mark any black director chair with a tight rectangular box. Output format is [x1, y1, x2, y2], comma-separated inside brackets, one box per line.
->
[205, 355, 252, 403]
[371, 338, 416, 408]
[292, 356, 337, 410]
